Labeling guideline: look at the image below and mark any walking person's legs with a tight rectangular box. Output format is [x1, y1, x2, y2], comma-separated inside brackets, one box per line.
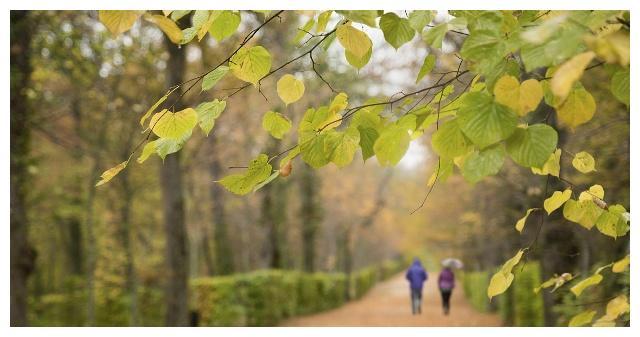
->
[441, 289, 452, 315]
[410, 288, 418, 315]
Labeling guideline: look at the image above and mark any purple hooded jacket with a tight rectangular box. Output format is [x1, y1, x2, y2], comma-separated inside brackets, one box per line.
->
[405, 258, 428, 291]
[438, 268, 455, 290]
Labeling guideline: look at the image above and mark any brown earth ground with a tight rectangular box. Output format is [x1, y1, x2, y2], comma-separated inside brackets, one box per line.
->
[281, 273, 503, 327]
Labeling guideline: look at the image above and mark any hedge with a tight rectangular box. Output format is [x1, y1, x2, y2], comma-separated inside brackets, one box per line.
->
[462, 261, 545, 327]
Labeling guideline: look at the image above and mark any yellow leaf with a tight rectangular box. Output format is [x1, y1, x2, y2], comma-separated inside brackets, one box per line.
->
[144, 14, 184, 44]
[276, 74, 305, 105]
[329, 92, 349, 114]
[569, 310, 596, 327]
[98, 10, 140, 36]
[95, 161, 128, 187]
[149, 108, 198, 139]
[551, 51, 596, 103]
[544, 189, 572, 215]
[585, 30, 629, 66]
[140, 89, 176, 127]
[162, 10, 172, 17]
[612, 255, 630, 273]
[531, 148, 561, 177]
[515, 208, 536, 233]
[336, 24, 372, 59]
[556, 87, 596, 129]
[572, 151, 596, 173]
[570, 273, 603, 297]
[487, 250, 523, 300]
[494, 75, 542, 116]
[579, 184, 604, 201]
[604, 295, 629, 319]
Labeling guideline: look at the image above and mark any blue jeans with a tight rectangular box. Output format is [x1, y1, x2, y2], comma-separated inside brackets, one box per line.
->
[410, 288, 422, 314]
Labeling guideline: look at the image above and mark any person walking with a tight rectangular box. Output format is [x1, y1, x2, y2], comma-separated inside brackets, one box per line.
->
[405, 257, 428, 315]
[438, 267, 455, 315]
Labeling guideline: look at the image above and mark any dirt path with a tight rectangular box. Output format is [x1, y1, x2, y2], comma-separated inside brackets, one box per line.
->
[281, 273, 503, 327]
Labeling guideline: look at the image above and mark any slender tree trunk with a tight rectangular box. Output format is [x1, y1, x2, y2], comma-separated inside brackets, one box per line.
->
[119, 168, 138, 326]
[209, 137, 234, 275]
[299, 163, 322, 272]
[10, 10, 37, 327]
[161, 34, 189, 327]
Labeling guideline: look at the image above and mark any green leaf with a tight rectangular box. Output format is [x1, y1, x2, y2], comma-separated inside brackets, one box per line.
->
[543, 189, 572, 215]
[209, 11, 241, 41]
[422, 22, 448, 49]
[595, 205, 629, 239]
[357, 126, 379, 162]
[416, 54, 436, 84]
[293, 17, 316, 44]
[218, 154, 272, 195]
[99, 10, 140, 36]
[336, 10, 379, 27]
[569, 310, 597, 327]
[570, 273, 603, 297]
[461, 145, 505, 183]
[137, 141, 157, 164]
[336, 24, 372, 59]
[460, 29, 506, 75]
[379, 12, 415, 49]
[300, 133, 330, 168]
[431, 118, 471, 159]
[316, 11, 333, 33]
[155, 134, 190, 160]
[170, 10, 191, 21]
[374, 124, 411, 166]
[345, 46, 372, 69]
[195, 100, 226, 136]
[324, 127, 360, 167]
[572, 151, 596, 173]
[253, 170, 279, 192]
[487, 250, 524, 300]
[262, 111, 292, 140]
[95, 160, 128, 187]
[515, 208, 536, 233]
[276, 74, 305, 105]
[457, 91, 518, 149]
[201, 66, 229, 91]
[505, 124, 558, 168]
[229, 45, 272, 85]
[150, 108, 198, 140]
[408, 10, 434, 32]
[610, 67, 630, 106]
[192, 10, 214, 41]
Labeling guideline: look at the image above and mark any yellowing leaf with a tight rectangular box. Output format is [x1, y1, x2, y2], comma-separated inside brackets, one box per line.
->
[209, 10, 241, 42]
[195, 100, 226, 136]
[345, 46, 372, 69]
[579, 184, 604, 201]
[570, 273, 603, 297]
[95, 161, 128, 187]
[150, 108, 198, 140]
[563, 199, 604, 230]
[612, 255, 630, 273]
[487, 250, 524, 300]
[494, 75, 543, 116]
[276, 74, 305, 105]
[544, 189, 572, 215]
[262, 111, 292, 139]
[585, 30, 629, 66]
[551, 51, 596, 103]
[144, 14, 184, 44]
[137, 141, 157, 164]
[531, 148, 561, 177]
[569, 310, 596, 327]
[336, 24, 372, 59]
[229, 45, 272, 85]
[99, 10, 140, 36]
[324, 127, 360, 167]
[515, 208, 536, 233]
[556, 87, 596, 129]
[140, 90, 173, 126]
[329, 92, 349, 115]
[572, 151, 596, 173]
[602, 295, 630, 320]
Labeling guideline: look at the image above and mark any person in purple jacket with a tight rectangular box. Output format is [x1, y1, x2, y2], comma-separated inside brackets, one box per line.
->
[405, 257, 428, 315]
[438, 267, 456, 315]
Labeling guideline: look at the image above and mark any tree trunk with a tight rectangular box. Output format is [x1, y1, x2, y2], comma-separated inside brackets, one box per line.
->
[161, 33, 189, 327]
[10, 10, 37, 327]
[209, 136, 234, 275]
[119, 168, 138, 326]
[299, 163, 322, 272]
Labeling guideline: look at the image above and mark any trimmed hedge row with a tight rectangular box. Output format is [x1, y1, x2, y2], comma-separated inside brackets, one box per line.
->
[461, 261, 545, 326]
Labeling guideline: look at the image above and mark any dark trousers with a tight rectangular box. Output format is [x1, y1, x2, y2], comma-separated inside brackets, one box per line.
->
[410, 288, 422, 315]
[440, 288, 452, 314]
